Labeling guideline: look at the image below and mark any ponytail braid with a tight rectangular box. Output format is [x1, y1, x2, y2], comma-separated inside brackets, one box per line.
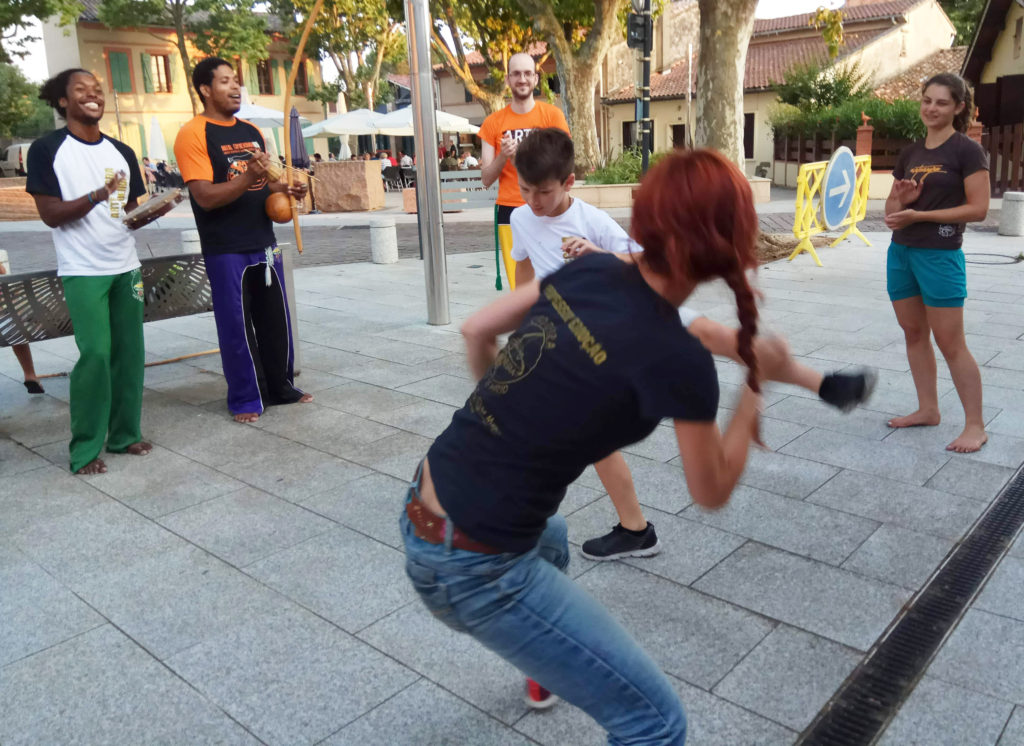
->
[724, 269, 760, 394]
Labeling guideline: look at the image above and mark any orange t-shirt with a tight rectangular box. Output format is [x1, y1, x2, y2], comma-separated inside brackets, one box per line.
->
[478, 101, 570, 207]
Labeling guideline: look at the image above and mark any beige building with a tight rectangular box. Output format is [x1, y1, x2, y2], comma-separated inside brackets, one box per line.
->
[962, 0, 1024, 127]
[41, 0, 330, 165]
[601, 0, 957, 174]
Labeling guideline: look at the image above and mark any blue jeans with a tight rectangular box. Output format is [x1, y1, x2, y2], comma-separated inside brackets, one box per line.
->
[401, 479, 687, 745]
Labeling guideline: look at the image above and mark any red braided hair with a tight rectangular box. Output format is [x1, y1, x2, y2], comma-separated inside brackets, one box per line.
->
[631, 149, 761, 392]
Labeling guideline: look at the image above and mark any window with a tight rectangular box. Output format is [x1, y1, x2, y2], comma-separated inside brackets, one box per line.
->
[256, 60, 274, 95]
[743, 112, 755, 160]
[293, 61, 309, 96]
[141, 53, 171, 93]
[672, 123, 688, 149]
[464, 85, 473, 103]
[107, 50, 132, 93]
[622, 121, 638, 150]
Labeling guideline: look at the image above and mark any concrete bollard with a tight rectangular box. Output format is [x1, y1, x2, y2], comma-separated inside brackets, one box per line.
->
[0, 249, 10, 274]
[999, 192, 1024, 237]
[369, 216, 399, 264]
[180, 229, 202, 254]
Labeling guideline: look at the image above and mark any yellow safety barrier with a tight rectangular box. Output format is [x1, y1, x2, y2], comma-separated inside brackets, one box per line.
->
[790, 154, 872, 266]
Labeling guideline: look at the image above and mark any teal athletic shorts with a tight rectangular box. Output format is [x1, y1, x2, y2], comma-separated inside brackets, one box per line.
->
[886, 242, 967, 308]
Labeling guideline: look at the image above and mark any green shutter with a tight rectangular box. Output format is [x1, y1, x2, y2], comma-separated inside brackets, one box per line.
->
[284, 59, 293, 93]
[270, 59, 279, 95]
[169, 53, 182, 94]
[138, 121, 147, 157]
[110, 51, 132, 93]
[304, 138, 314, 157]
[246, 59, 259, 94]
[141, 53, 153, 93]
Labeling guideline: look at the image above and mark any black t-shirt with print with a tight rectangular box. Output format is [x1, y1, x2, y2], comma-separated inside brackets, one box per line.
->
[428, 253, 719, 553]
[174, 116, 274, 255]
[892, 132, 989, 250]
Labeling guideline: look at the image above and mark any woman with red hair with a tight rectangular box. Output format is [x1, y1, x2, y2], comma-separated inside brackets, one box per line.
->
[400, 149, 761, 744]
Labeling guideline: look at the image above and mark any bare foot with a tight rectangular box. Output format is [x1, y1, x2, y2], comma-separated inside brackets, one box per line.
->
[299, 393, 313, 403]
[887, 409, 941, 428]
[76, 458, 107, 475]
[234, 412, 260, 423]
[947, 425, 987, 453]
[125, 441, 152, 455]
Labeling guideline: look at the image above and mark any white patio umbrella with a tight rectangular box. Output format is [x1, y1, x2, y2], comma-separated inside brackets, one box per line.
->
[301, 108, 383, 137]
[147, 115, 168, 162]
[236, 102, 312, 128]
[371, 106, 479, 136]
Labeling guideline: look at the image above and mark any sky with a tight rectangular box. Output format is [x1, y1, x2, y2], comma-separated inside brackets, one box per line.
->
[11, 0, 845, 83]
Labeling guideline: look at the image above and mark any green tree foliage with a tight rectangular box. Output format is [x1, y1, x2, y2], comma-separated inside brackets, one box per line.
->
[808, 6, 844, 59]
[12, 82, 57, 138]
[0, 63, 37, 137]
[772, 59, 872, 111]
[97, 0, 268, 115]
[385, 0, 542, 115]
[939, 0, 985, 45]
[0, 0, 82, 64]
[273, 0, 403, 111]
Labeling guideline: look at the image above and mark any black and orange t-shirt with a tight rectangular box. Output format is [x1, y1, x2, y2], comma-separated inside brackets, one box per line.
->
[174, 116, 274, 255]
[478, 101, 569, 207]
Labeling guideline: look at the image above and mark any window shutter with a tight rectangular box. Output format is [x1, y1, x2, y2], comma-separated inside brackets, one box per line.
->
[247, 59, 260, 94]
[138, 121, 148, 157]
[110, 51, 132, 93]
[284, 59, 293, 93]
[141, 53, 154, 93]
[169, 53, 182, 94]
[270, 59, 279, 95]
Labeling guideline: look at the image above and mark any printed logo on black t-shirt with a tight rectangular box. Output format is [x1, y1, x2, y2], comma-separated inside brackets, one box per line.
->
[222, 140, 266, 190]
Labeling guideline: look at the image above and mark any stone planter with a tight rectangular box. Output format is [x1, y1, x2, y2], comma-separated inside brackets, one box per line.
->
[312, 161, 384, 212]
[577, 175, 770, 206]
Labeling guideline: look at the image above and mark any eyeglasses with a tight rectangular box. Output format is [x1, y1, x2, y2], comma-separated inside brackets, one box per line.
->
[508, 71, 537, 80]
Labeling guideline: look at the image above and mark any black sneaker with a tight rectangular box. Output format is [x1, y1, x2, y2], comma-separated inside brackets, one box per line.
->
[818, 367, 877, 413]
[581, 523, 660, 561]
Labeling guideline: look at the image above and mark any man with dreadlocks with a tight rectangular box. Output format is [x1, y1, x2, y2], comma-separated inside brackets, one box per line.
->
[26, 68, 172, 474]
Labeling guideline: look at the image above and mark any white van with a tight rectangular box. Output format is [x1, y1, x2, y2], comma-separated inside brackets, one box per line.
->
[0, 142, 33, 177]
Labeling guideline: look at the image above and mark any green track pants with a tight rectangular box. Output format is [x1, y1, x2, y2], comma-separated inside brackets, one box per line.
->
[62, 269, 145, 472]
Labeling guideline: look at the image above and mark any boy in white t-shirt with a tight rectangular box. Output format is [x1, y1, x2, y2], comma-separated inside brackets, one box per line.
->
[509, 128, 876, 560]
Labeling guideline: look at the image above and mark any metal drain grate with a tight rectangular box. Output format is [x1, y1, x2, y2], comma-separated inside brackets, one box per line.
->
[797, 465, 1024, 746]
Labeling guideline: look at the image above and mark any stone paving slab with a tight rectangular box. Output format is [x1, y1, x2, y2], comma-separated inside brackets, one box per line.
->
[2, 233, 1023, 744]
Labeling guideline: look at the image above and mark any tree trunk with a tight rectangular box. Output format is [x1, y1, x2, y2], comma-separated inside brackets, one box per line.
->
[172, 5, 200, 116]
[694, 0, 758, 169]
[514, 0, 621, 173]
[558, 56, 603, 174]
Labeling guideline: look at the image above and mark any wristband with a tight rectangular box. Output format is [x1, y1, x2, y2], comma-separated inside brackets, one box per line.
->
[87, 191, 95, 205]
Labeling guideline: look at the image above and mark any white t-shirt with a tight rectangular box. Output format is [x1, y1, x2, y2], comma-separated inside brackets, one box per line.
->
[26, 128, 144, 277]
[400, 155, 413, 168]
[510, 197, 639, 280]
[510, 196, 701, 327]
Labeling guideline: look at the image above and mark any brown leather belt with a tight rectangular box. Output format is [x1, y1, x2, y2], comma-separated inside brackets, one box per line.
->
[405, 491, 503, 554]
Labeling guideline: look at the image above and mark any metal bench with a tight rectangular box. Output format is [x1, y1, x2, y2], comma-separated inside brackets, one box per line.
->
[0, 253, 213, 346]
[440, 169, 497, 211]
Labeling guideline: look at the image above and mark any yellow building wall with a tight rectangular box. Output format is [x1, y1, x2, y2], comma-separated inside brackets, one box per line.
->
[981, 2, 1024, 84]
[73, 24, 329, 164]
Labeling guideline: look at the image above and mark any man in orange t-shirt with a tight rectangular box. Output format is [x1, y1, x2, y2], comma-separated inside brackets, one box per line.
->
[479, 52, 569, 289]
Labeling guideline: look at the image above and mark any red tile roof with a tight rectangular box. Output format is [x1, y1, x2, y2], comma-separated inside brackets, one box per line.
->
[387, 73, 411, 90]
[752, 0, 923, 36]
[433, 41, 549, 71]
[873, 46, 967, 100]
[603, 28, 889, 102]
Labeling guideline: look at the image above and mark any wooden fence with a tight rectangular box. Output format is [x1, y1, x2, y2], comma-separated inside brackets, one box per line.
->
[982, 123, 1024, 198]
[773, 132, 907, 171]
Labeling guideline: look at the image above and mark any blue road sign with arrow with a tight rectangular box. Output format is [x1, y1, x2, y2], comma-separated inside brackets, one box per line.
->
[821, 146, 856, 230]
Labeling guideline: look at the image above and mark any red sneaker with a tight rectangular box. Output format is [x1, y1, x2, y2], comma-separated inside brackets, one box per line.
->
[525, 678, 559, 710]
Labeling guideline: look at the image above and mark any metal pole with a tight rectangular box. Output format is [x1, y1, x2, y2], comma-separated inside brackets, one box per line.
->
[404, 0, 450, 325]
[112, 88, 124, 141]
[687, 42, 693, 148]
[640, 0, 652, 173]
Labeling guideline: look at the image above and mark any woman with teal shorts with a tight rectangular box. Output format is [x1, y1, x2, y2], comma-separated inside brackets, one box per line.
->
[884, 72, 990, 452]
